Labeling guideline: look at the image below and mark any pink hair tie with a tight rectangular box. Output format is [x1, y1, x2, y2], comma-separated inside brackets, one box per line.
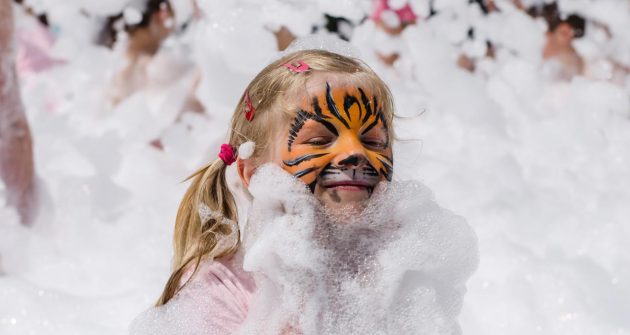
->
[284, 60, 310, 73]
[218, 144, 237, 165]
[244, 90, 255, 121]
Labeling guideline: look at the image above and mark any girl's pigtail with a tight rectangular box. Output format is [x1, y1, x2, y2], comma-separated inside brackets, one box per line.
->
[156, 158, 239, 306]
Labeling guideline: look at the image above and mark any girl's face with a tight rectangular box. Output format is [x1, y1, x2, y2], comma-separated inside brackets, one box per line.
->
[274, 77, 393, 210]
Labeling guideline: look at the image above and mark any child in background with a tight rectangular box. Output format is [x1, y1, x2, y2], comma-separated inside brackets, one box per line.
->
[528, 3, 586, 80]
[131, 49, 477, 334]
[100, 0, 177, 105]
[369, 0, 417, 66]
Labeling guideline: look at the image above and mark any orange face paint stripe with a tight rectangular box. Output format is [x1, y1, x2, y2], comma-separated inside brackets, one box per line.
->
[342, 94, 359, 121]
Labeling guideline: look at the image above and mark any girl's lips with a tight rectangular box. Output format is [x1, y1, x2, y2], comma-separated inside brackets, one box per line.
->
[329, 185, 369, 192]
[323, 181, 374, 191]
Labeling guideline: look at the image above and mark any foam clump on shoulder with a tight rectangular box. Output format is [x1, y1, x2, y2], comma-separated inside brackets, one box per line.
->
[239, 164, 479, 335]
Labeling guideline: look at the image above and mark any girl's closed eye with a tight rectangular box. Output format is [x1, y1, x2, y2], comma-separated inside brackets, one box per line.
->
[305, 136, 333, 146]
[293, 120, 337, 147]
[361, 126, 388, 150]
[361, 138, 387, 149]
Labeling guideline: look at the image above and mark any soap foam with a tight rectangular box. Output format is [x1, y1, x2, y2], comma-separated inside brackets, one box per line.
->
[238, 164, 478, 335]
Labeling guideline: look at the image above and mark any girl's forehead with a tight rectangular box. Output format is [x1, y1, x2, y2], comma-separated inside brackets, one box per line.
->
[289, 73, 378, 106]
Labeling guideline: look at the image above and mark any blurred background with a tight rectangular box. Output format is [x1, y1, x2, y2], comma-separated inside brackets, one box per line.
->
[1, 0, 629, 334]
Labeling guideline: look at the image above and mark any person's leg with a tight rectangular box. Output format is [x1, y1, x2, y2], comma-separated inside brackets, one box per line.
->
[0, 0, 36, 225]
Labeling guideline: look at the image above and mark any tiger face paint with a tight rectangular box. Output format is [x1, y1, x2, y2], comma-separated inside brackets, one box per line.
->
[280, 81, 393, 205]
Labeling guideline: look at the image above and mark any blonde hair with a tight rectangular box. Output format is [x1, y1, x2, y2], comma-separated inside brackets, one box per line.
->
[156, 49, 395, 305]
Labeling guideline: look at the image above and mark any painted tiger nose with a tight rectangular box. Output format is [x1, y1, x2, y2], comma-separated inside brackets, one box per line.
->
[336, 153, 367, 167]
[334, 136, 369, 167]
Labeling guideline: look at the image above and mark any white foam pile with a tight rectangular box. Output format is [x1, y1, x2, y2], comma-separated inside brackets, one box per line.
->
[129, 164, 477, 334]
[240, 165, 477, 335]
[1, 0, 630, 334]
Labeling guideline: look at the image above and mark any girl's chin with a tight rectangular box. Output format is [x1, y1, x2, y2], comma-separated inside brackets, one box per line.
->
[315, 186, 372, 210]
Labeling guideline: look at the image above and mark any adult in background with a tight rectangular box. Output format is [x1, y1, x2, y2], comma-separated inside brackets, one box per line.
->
[0, 0, 36, 225]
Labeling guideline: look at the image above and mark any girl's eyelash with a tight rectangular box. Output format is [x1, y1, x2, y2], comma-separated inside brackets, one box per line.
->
[362, 139, 386, 147]
[306, 138, 332, 146]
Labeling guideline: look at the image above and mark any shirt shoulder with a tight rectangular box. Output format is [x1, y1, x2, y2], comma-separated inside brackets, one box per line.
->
[130, 256, 255, 335]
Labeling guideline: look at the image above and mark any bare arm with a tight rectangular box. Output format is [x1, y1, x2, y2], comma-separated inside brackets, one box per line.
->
[0, 0, 36, 225]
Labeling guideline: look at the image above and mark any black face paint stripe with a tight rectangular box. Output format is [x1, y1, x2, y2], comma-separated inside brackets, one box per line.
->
[376, 156, 393, 181]
[376, 156, 393, 169]
[372, 95, 379, 119]
[288, 109, 312, 152]
[343, 94, 360, 121]
[361, 117, 380, 136]
[376, 153, 393, 164]
[379, 110, 390, 146]
[358, 87, 373, 124]
[313, 115, 339, 136]
[364, 170, 379, 176]
[320, 170, 341, 176]
[325, 82, 350, 129]
[380, 168, 393, 181]
[294, 166, 319, 178]
[362, 164, 379, 175]
[283, 153, 329, 167]
[319, 163, 336, 176]
[312, 97, 329, 119]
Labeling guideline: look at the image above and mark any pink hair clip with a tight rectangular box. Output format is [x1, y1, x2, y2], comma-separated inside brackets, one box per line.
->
[244, 90, 255, 121]
[284, 60, 310, 73]
[218, 144, 237, 165]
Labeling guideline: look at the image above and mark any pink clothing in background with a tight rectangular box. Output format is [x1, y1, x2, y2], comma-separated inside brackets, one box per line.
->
[14, 22, 64, 115]
[16, 23, 62, 76]
[371, 0, 418, 24]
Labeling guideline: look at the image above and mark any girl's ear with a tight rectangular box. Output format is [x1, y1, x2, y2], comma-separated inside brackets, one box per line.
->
[236, 158, 256, 188]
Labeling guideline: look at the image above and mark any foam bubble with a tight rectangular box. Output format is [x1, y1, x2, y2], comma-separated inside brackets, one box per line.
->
[123, 7, 142, 26]
[237, 141, 255, 160]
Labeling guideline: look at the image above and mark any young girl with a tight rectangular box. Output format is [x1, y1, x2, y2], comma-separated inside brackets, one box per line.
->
[131, 49, 477, 335]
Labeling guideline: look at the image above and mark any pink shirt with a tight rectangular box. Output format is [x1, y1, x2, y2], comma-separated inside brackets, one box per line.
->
[130, 255, 255, 335]
[183, 255, 255, 333]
